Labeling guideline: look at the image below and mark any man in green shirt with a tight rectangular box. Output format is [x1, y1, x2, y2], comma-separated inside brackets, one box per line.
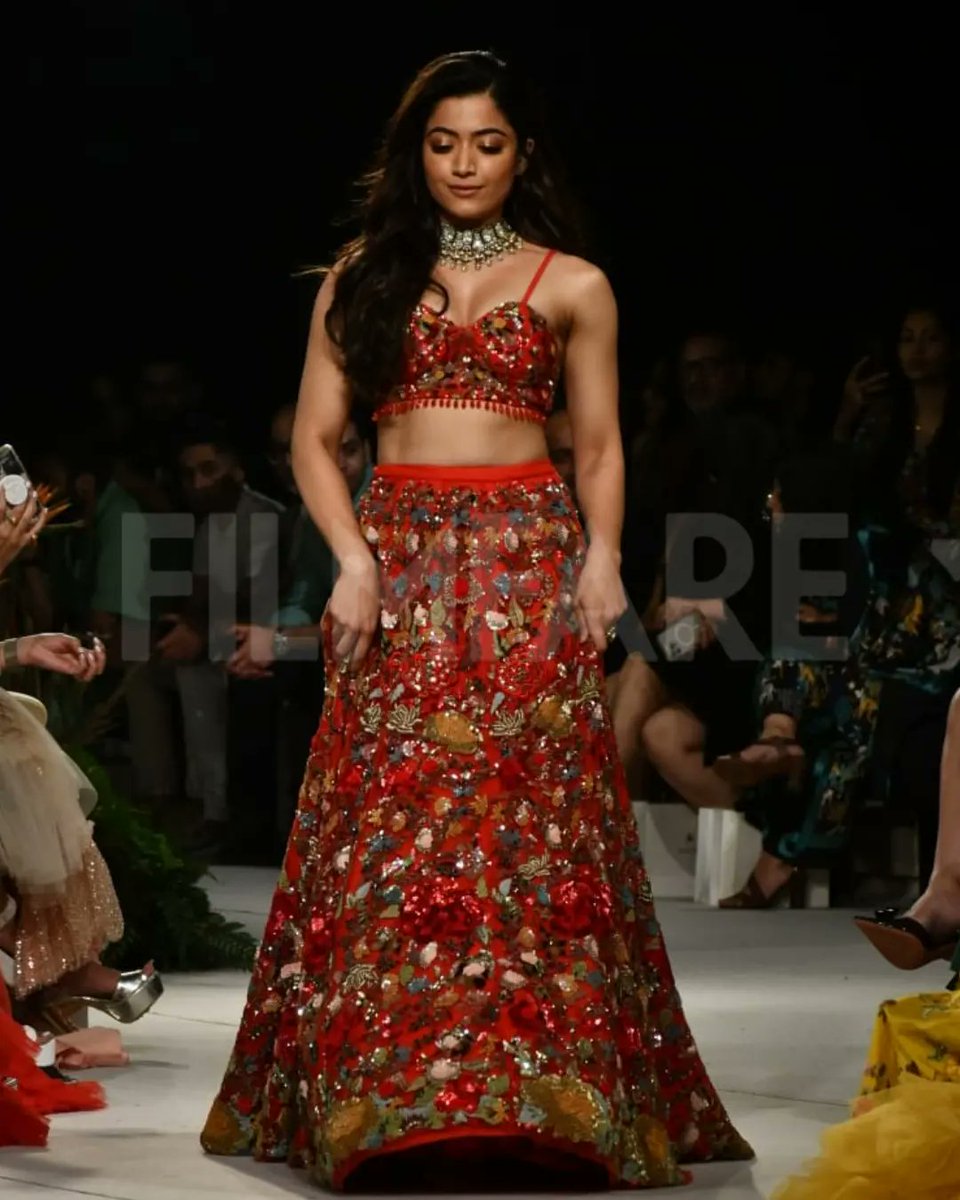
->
[90, 480, 153, 629]
[83, 470, 189, 810]
[227, 407, 373, 843]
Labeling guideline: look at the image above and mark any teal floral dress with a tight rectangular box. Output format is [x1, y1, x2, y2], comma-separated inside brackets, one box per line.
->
[743, 433, 960, 866]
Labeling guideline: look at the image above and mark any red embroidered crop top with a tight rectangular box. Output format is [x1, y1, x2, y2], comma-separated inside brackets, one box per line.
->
[375, 250, 560, 425]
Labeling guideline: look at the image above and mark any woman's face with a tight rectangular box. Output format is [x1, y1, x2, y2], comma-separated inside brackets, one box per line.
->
[422, 92, 523, 226]
[898, 310, 952, 383]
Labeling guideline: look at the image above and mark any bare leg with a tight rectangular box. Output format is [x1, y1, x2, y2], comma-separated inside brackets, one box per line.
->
[741, 850, 797, 897]
[717, 713, 802, 901]
[641, 704, 739, 810]
[610, 654, 668, 776]
[1, 902, 151, 999]
[58, 962, 124, 997]
[906, 690, 960, 941]
[642, 707, 808, 903]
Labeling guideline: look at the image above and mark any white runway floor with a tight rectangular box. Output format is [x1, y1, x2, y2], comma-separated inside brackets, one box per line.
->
[2, 866, 947, 1200]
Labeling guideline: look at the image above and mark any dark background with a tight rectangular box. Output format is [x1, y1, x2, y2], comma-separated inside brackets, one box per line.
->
[11, 5, 957, 447]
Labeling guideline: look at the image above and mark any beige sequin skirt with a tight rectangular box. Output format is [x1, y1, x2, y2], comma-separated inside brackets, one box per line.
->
[0, 689, 122, 997]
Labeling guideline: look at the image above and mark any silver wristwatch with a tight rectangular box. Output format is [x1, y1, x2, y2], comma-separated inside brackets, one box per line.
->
[272, 629, 290, 660]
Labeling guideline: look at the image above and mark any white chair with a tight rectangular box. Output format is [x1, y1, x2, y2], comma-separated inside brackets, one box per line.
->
[694, 809, 763, 906]
[694, 807, 830, 908]
[632, 801, 697, 899]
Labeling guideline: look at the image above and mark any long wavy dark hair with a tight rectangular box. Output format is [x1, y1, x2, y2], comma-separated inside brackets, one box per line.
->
[325, 50, 587, 410]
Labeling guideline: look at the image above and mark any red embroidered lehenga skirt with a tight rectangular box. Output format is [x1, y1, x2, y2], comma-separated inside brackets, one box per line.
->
[201, 461, 752, 1189]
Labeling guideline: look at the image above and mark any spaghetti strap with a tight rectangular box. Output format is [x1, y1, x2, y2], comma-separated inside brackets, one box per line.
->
[521, 249, 557, 305]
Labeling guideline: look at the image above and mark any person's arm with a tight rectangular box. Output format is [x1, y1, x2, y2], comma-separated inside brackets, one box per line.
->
[292, 271, 368, 571]
[0, 633, 104, 680]
[291, 269, 379, 669]
[228, 505, 337, 677]
[275, 516, 334, 628]
[563, 262, 627, 651]
[564, 263, 623, 564]
[156, 575, 208, 663]
[227, 619, 324, 678]
[834, 356, 890, 443]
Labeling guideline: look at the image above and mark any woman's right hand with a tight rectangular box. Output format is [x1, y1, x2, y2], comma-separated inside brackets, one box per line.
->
[835, 357, 889, 439]
[327, 554, 381, 670]
[0, 492, 47, 574]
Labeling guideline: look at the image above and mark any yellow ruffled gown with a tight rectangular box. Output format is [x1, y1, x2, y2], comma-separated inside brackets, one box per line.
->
[774, 984, 960, 1200]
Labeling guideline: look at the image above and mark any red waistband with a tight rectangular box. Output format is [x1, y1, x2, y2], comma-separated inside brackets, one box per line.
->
[374, 459, 559, 486]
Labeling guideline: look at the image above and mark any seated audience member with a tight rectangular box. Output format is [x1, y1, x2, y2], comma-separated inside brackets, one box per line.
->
[228, 410, 373, 841]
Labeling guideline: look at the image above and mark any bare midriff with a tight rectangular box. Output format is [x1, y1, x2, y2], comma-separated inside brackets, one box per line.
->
[376, 406, 549, 467]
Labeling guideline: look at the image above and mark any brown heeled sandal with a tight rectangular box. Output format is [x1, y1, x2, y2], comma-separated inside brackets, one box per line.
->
[714, 735, 805, 788]
[854, 909, 960, 971]
[719, 868, 807, 910]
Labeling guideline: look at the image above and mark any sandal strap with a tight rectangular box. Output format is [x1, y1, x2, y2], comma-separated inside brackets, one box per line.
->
[741, 874, 768, 905]
[724, 872, 772, 908]
[868, 909, 941, 950]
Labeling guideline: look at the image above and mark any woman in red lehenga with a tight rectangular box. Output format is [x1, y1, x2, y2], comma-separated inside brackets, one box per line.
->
[202, 51, 752, 1190]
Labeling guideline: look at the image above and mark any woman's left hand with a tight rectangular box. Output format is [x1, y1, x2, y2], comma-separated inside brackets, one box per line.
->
[575, 543, 627, 652]
[16, 633, 106, 681]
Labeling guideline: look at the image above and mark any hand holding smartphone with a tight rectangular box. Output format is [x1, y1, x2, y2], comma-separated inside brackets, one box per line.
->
[0, 444, 36, 513]
[0, 445, 47, 572]
[846, 351, 891, 409]
[657, 611, 705, 661]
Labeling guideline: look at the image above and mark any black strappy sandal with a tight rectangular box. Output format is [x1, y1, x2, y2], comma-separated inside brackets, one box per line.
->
[854, 908, 960, 971]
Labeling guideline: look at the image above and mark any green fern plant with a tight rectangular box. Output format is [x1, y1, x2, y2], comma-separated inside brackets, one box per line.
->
[66, 746, 257, 972]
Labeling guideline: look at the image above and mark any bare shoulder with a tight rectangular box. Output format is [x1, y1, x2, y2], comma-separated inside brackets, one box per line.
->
[310, 255, 354, 328]
[317, 254, 349, 298]
[547, 253, 614, 306]
[315, 244, 363, 300]
[544, 253, 616, 328]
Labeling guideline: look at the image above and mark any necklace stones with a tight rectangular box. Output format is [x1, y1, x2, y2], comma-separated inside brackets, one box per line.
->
[438, 218, 523, 271]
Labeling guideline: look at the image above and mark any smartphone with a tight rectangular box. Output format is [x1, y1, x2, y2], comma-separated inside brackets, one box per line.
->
[858, 356, 886, 381]
[0, 444, 35, 511]
[657, 611, 703, 662]
[857, 339, 892, 387]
